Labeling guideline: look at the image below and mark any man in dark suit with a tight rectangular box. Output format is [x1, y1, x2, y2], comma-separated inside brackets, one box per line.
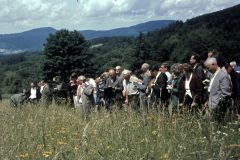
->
[52, 76, 69, 105]
[190, 53, 205, 81]
[150, 65, 168, 111]
[205, 57, 232, 123]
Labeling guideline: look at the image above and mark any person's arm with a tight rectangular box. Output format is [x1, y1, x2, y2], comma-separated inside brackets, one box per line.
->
[83, 83, 94, 96]
[123, 90, 129, 105]
[138, 76, 149, 91]
[192, 74, 203, 106]
[219, 75, 232, 101]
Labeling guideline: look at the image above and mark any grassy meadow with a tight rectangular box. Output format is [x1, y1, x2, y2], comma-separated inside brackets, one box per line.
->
[0, 100, 240, 160]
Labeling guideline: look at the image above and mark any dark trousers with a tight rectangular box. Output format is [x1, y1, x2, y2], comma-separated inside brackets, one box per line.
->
[211, 96, 232, 124]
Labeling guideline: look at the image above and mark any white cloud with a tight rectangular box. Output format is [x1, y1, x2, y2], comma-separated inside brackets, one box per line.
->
[0, 0, 239, 33]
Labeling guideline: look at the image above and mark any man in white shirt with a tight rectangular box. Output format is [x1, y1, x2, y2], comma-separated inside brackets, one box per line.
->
[29, 82, 41, 104]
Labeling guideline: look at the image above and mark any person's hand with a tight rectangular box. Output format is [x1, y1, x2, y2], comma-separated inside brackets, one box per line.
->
[167, 84, 173, 90]
[124, 99, 129, 105]
[136, 81, 142, 85]
[191, 102, 197, 108]
[202, 79, 210, 85]
[204, 102, 208, 108]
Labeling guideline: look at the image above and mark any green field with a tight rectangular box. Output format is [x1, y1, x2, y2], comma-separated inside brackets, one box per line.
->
[0, 100, 240, 159]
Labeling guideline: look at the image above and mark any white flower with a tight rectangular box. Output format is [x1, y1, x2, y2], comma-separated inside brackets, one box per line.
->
[222, 132, 228, 136]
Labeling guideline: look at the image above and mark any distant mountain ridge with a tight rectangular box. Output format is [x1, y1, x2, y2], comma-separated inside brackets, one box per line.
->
[0, 20, 175, 54]
[80, 20, 175, 39]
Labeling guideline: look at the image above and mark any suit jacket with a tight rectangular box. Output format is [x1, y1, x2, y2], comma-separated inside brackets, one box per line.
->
[152, 72, 168, 100]
[178, 73, 203, 104]
[82, 82, 94, 107]
[138, 71, 151, 95]
[193, 63, 205, 81]
[105, 76, 123, 90]
[208, 69, 232, 110]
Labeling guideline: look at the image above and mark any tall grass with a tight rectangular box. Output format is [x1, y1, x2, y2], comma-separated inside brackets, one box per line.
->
[0, 100, 240, 159]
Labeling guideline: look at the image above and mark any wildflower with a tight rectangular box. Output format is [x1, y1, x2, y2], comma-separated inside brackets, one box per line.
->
[152, 130, 157, 135]
[58, 127, 67, 133]
[147, 116, 152, 120]
[222, 132, 228, 136]
[42, 150, 53, 158]
[37, 144, 44, 149]
[93, 129, 97, 135]
[58, 141, 67, 145]
[74, 147, 79, 150]
[16, 153, 29, 158]
[162, 153, 170, 159]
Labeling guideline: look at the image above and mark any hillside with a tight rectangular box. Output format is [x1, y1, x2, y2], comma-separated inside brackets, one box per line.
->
[80, 20, 175, 39]
[0, 20, 174, 54]
[87, 4, 240, 72]
[0, 27, 56, 53]
[146, 4, 240, 62]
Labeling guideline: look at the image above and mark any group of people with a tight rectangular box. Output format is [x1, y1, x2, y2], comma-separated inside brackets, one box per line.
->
[8, 50, 240, 123]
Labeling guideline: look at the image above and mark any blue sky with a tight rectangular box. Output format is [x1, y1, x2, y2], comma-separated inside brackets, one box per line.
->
[0, 0, 239, 34]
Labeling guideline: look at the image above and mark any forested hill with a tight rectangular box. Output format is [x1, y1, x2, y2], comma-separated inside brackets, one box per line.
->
[145, 4, 240, 63]
[0, 27, 56, 52]
[89, 3, 240, 71]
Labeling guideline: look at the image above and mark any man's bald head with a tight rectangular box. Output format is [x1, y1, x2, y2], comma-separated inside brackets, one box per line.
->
[141, 63, 150, 72]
